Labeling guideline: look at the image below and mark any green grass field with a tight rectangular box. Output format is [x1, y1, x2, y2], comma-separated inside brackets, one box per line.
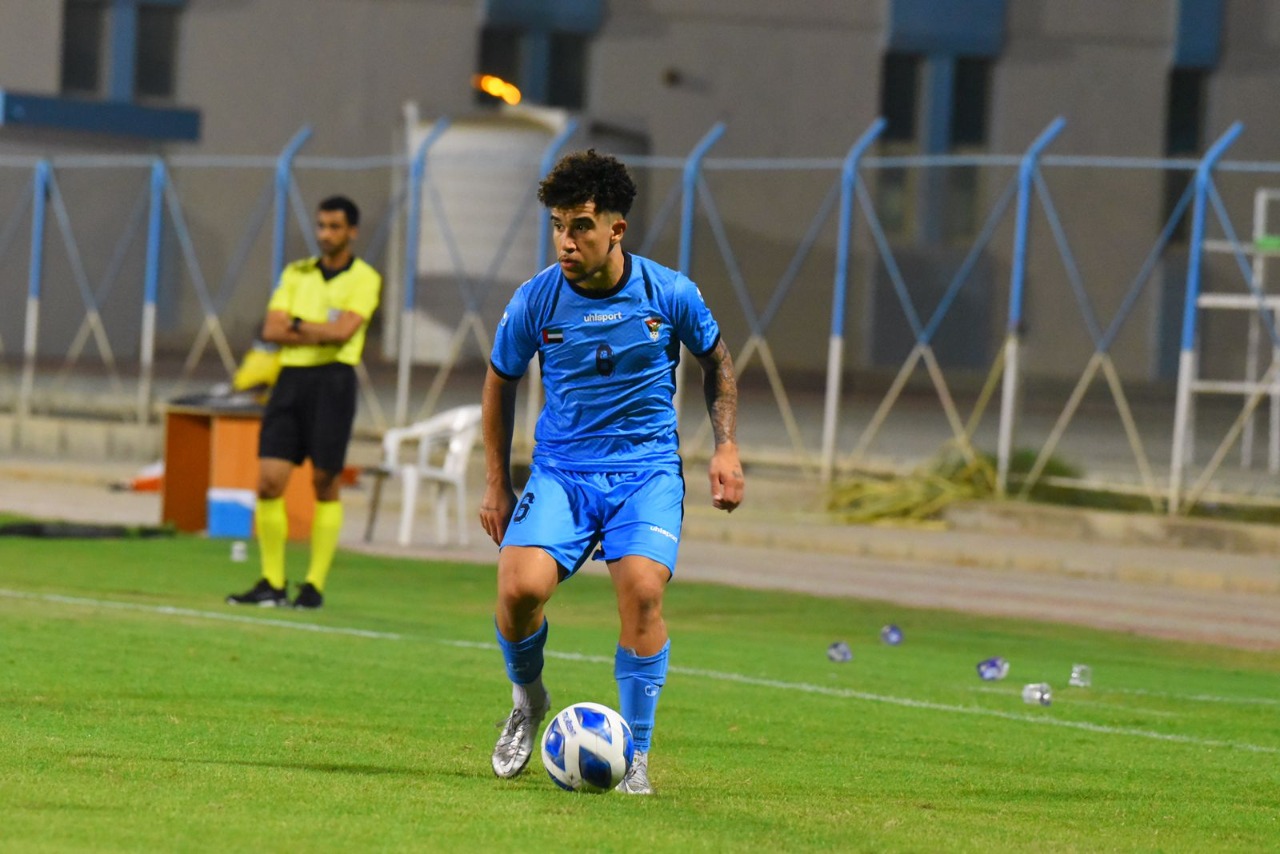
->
[1, 536, 1276, 852]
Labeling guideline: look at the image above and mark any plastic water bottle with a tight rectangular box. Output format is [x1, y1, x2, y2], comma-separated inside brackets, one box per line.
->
[230, 540, 248, 562]
[1021, 683, 1052, 706]
[827, 641, 853, 663]
[976, 656, 1010, 681]
[1069, 664, 1092, 688]
[880, 624, 903, 645]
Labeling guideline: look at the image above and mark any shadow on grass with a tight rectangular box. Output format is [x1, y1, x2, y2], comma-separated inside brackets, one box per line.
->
[70, 750, 419, 778]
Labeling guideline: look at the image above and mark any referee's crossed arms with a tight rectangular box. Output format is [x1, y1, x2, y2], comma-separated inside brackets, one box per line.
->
[262, 308, 365, 347]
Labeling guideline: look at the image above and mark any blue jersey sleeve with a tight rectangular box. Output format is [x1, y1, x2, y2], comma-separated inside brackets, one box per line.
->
[671, 274, 721, 357]
[491, 282, 539, 380]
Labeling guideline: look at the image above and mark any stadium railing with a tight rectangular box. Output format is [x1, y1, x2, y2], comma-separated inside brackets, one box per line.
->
[2, 119, 1279, 514]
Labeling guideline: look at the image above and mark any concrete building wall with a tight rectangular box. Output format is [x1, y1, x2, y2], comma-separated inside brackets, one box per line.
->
[591, 2, 884, 158]
[179, 0, 476, 156]
[6, 1, 1280, 386]
[993, 1, 1173, 382]
[0, 3, 61, 91]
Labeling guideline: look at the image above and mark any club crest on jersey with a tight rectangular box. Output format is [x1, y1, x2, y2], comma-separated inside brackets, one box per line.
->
[542, 328, 564, 344]
[644, 317, 663, 341]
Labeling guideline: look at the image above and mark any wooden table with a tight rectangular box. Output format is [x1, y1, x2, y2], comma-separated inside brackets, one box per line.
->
[162, 401, 314, 540]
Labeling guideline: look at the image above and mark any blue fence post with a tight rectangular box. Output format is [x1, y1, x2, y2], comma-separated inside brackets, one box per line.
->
[678, 123, 726, 278]
[673, 123, 726, 421]
[394, 117, 451, 428]
[520, 119, 581, 449]
[1169, 121, 1244, 513]
[996, 117, 1066, 497]
[137, 158, 167, 425]
[18, 160, 51, 430]
[820, 118, 886, 485]
[272, 126, 313, 286]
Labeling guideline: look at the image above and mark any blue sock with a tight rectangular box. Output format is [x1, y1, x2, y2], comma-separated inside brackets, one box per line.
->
[615, 640, 670, 752]
[496, 618, 548, 686]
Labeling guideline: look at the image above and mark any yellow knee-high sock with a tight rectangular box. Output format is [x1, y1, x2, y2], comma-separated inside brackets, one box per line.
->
[255, 497, 288, 589]
[306, 500, 343, 592]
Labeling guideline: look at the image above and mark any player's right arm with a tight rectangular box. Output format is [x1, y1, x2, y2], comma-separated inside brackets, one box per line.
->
[260, 309, 295, 344]
[481, 281, 538, 545]
[479, 366, 520, 545]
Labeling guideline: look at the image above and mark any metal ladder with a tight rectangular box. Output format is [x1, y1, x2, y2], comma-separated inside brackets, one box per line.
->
[1198, 187, 1280, 472]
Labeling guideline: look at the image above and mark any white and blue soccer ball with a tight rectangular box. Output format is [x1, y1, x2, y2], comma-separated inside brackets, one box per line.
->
[540, 701, 634, 793]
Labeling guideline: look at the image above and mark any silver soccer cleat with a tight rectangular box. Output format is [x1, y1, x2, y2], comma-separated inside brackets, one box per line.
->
[491, 697, 551, 779]
[615, 750, 652, 795]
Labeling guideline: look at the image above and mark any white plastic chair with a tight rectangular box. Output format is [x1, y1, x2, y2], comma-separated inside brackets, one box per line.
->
[363, 404, 483, 546]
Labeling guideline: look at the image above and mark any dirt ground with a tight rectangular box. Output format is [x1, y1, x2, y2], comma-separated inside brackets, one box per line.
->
[3, 457, 1276, 652]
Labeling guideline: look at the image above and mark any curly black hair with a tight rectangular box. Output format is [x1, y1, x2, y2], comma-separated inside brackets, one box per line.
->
[537, 149, 637, 216]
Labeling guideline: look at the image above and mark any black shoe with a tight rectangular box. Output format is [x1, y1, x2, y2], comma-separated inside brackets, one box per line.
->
[292, 582, 324, 610]
[226, 578, 287, 607]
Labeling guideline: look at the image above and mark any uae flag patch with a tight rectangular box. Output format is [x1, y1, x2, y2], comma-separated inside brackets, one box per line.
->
[542, 328, 564, 344]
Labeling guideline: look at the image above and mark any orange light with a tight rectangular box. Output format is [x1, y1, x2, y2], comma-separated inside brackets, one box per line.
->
[472, 74, 522, 106]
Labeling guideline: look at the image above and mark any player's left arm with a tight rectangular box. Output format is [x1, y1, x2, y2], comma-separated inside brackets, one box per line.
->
[695, 338, 744, 513]
[290, 310, 366, 346]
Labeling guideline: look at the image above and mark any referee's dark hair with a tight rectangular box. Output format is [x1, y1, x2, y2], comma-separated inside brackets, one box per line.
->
[318, 195, 360, 227]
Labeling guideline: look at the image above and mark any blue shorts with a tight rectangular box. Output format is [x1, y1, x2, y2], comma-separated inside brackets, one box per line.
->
[501, 464, 685, 578]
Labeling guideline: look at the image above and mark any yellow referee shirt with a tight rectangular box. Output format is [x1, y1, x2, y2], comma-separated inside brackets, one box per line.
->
[268, 257, 381, 367]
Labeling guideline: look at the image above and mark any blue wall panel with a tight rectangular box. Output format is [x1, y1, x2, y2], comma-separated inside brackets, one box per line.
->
[888, 0, 1005, 57]
[484, 0, 603, 34]
[0, 91, 200, 141]
[1173, 0, 1222, 68]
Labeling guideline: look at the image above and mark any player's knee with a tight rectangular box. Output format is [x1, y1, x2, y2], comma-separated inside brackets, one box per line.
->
[497, 586, 550, 620]
[311, 469, 340, 499]
[619, 583, 665, 622]
[257, 479, 286, 500]
[497, 572, 554, 613]
[496, 548, 559, 608]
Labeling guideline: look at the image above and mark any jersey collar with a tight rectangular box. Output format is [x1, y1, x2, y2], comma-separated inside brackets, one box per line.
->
[315, 255, 356, 281]
[566, 251, 631, 300]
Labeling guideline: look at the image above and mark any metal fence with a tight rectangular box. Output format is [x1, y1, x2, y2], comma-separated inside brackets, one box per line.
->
[3, 117, 1280, 514]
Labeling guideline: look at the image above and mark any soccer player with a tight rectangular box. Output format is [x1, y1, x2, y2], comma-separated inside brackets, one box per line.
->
[226, 195, 381, 610]
[479, 150, 744, 794]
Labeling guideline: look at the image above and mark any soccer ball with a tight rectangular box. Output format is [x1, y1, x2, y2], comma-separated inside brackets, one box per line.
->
[540, 701, 634, 793]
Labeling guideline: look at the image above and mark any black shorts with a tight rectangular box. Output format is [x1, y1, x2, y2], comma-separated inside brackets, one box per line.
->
[259, 363, 357, 472]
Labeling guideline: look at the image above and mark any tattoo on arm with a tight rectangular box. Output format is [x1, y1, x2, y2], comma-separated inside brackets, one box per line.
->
[701, 339, 738, 447]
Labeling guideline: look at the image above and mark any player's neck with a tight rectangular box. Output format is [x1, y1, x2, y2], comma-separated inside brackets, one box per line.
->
[319, 249, 353, 272]
[575, 247, 627, 292]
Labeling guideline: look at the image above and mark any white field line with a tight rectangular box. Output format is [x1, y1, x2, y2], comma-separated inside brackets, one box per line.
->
[1107, 687, 1280, 707]
[971, 683, 1280, 709]
[965, 684, 1181, 717]
[665, 665, 1280, 755]
[0, 589, 404, 640]
[5, 589, 1277, 755]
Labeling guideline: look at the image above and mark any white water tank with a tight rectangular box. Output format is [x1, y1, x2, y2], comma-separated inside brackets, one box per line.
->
[394, 103, 569, 364]
[414, 109, 566, 278]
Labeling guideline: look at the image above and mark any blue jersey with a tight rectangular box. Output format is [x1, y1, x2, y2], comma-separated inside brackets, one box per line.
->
[491, 252, 720, 471]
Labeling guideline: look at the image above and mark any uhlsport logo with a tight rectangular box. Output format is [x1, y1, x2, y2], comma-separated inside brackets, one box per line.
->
[644, 317, 662, 341]
[583, 311, 623, 323]
[649, 525, 678, 543]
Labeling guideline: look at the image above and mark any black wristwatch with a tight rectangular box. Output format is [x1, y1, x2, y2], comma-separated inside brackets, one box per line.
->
[289, 316, 302, 333]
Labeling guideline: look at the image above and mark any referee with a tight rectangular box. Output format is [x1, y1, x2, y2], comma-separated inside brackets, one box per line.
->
[227, 195, 381, 610]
